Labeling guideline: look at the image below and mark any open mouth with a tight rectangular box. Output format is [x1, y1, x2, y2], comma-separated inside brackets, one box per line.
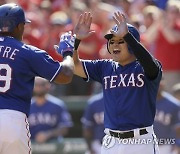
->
[113, 50, 120, 54]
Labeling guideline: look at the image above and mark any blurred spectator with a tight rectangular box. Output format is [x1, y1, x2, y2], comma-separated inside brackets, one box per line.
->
[129, 13, 143, 30]
[29, 0, 42, 7]
[51, 0, 71, 12]
[29, 77, 73, 143]
[81, 91, 104, 154]
[5, 0, 180, 97]
[41, 10, 70, 62]
[140, 5, 160, 54]
[22, 0, 53, 49]
[116, 0, 133, 17]
[153, 0, 168, 10]
[154, 78, 180, 154]
[38, 0, 53, 33]
[0, 0, 6, 5]
[87, 1, 116, 37]
[67, 0, 103, 60]
[61, 0, 103, 96]
[144, 0, 180, 93]
[126, 0, 155, 16]
[142, 5, 159, 30]
[23, 11, 42, 48]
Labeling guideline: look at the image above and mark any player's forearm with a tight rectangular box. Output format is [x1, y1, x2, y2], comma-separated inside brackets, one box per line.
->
[61, 56, 75, 73]
[54, 56, 74, 84]
[61, 56, 74, 78]
[73, 50, 80, 65]
[73, 49, 87, 78]
[123, 32, 159, 80]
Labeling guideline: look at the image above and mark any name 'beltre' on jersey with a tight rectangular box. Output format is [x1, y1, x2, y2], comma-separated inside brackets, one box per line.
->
[0, 45, 19, 60]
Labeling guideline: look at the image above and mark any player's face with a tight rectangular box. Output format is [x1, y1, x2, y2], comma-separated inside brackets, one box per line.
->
[33, 78, 50, 97]
[108, 36, 136, 65]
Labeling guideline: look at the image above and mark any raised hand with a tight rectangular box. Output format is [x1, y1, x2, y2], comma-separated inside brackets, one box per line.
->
[74, 12, 95, 40]
[54, 31, 75, 57]
[110, 12, 128, 38]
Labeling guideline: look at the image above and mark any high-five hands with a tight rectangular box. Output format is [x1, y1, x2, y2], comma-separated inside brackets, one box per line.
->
[54, 31, 75, 57]
[110, 12, 129, 38]
[54, 12, 95, 55]
[74, 12, 95, 40]
[73, 11, 128, 40]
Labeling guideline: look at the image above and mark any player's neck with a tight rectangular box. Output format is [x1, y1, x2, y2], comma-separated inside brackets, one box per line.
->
[118, 57, 136, 66]
[35, 96, 46, 106]
[0, 31, 22, 41]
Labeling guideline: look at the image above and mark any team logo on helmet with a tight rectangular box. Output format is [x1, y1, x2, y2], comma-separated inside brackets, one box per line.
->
[104, 24, 140, 42]
[112, 25, 118, 33]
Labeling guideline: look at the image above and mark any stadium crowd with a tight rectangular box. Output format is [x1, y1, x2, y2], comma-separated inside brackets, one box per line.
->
[3, 0, 180, 96]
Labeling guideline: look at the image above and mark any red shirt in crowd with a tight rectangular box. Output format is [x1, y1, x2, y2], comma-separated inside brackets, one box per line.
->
[154, 24, 180, 71]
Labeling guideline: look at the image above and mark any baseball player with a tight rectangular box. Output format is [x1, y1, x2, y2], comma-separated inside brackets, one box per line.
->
[0, 3, 74, 154]
[154, 78, 180, 154]
[57, 12, 162, 154]
[29, 77, 73, 143]
[81, 91, 104, 154]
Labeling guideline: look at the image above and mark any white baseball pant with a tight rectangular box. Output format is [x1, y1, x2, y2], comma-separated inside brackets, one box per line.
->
[0, 109, 31, 154]
[101, 126, 160, 154]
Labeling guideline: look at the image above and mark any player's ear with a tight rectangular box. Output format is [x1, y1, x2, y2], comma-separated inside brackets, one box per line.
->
[17, 23, 25, 30]
[14, 23, 25, 41]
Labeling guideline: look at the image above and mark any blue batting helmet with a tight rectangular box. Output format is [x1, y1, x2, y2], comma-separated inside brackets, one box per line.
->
[0, 3, 31, 32]
[104, 23, 140, 42]
[104, 24, 140, 54]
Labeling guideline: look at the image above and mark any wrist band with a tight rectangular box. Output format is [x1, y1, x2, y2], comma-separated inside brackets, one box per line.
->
[74, 38, 81, 50]
[63, 51, 73, 58]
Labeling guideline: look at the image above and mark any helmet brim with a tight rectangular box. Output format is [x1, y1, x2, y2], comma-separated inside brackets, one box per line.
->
[104, 33, 113, 40]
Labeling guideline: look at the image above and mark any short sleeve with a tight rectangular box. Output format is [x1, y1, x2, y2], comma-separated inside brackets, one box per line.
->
[28, 48, 61, 82]
[82, 59, 109, 83]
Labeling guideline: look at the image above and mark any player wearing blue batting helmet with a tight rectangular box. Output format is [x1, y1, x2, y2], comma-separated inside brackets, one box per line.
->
[0, 3, 31, 33]
[64, 11, 162, 154]
[0, 2, 75, 154]
[104, 24, 140, 54]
